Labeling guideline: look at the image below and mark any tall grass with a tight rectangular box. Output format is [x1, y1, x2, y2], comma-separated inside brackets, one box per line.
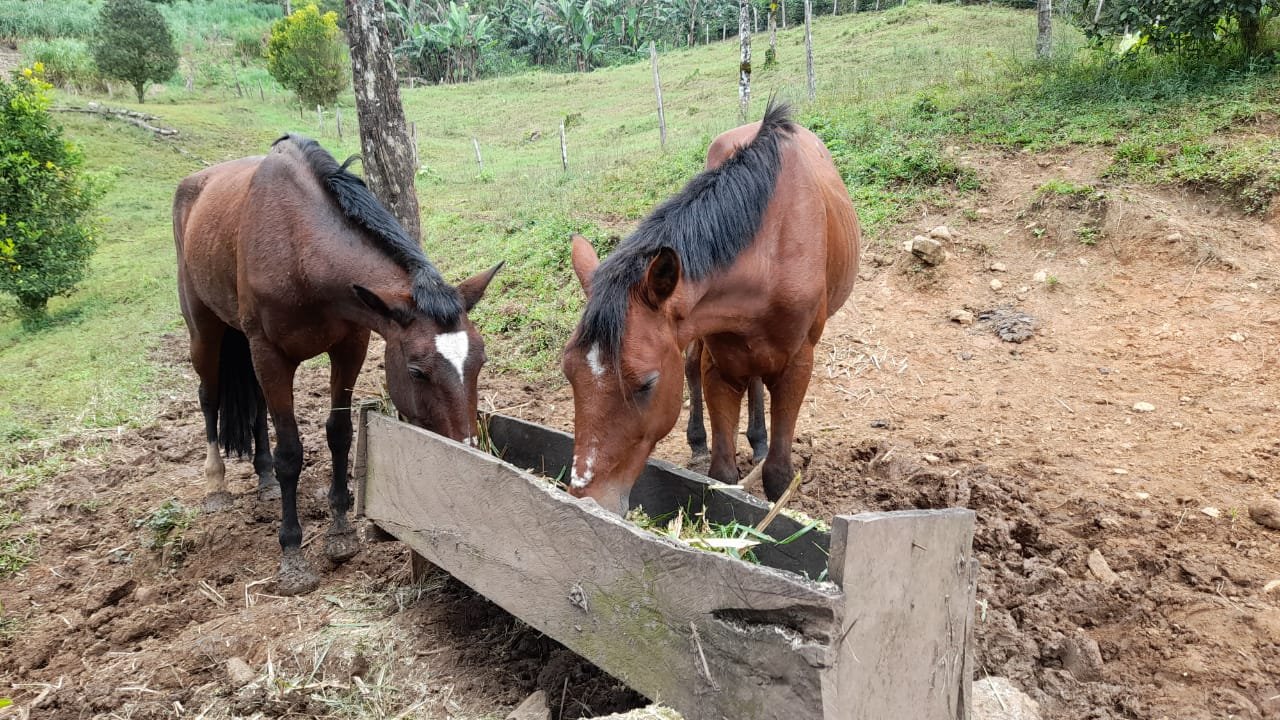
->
[0, 0, 280, 47]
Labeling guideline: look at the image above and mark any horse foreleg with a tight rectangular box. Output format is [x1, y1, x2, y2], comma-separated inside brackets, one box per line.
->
[760, 345, 816, 502]
[701, 353, 747, 487]
[253, 390, 279, 501]
[746, 377, 768, 463]
[684, 339, 709, 462]
[251, 345, 317, 596]
[323, 332, 369, 565]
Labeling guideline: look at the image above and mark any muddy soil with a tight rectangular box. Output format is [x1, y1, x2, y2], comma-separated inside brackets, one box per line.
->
[3, 148, 1279, 719]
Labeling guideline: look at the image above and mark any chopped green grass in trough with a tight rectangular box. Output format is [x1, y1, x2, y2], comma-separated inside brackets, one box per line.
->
[625, 506, 822, 566]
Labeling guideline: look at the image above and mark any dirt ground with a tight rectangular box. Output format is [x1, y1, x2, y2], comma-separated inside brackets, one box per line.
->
[3, 147, 1279, 719]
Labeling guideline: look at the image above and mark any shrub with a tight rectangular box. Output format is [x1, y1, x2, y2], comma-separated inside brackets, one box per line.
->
[265, 4, 349, 108]
[21, 38, 100, 91]
[91, 0, 180, 103]
[1081, 0, 1280, 58]
[0, 66, 99, 328]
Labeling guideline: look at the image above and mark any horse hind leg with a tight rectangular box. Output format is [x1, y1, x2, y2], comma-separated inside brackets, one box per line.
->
[701, 353, 747, 487]
[684, 339, 710, 466]
[759, 345, 817, 502]
[322, 332, 369, 565]
[746, 377, 768, 463]
[189, 325, 232, 512]
[253, 390, 279, 501]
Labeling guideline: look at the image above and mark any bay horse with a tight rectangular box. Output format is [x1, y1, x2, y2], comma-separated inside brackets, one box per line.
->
[562, 101, 859, 515]
[173, 135, 500, 595]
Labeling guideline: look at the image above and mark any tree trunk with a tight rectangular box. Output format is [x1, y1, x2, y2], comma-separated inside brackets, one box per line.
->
[344, 0, 422, 242]
[650, 41, 667, 148]
[738, 0, 751, 121]
[134, 82, 145, 103]
[804, 0, 815, 100]
[768, 1, 777, 64]
[1036, 0, 1052, 59]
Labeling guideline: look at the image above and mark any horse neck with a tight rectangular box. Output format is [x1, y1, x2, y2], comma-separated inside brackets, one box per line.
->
[329, 240, 418, 331]
[671, 275, 748, 347]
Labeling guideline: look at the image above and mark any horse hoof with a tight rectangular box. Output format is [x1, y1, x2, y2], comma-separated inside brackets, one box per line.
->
[203, 491, 235, 513]
[257, 477, 282, 502]
[324, 530, 360, 565]
[687, 453, 711, 475]
[276, 552, 320, 596]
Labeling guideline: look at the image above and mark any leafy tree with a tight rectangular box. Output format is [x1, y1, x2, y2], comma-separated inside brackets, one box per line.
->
[91, 0, 179, 103]
[0, 66, 99, 327]
[1080, 0, 1279, 57]
[266, 4, 350, 107]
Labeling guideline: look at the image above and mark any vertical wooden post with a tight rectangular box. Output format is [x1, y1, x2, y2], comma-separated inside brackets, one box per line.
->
[738, 0, 751, 122]
[650, 41, 667, 149]
[472, 137, 483, 174]
[753, 5, 758, 32]
[336, 107, 343, 141]
[234, 72, 243, 98]
[833, 0, 838, 14]
[410, 551, 435, 584]
[768, 2, 778, 64]
[559, 121, 568, 172]
[258, 80, 265, 102]
[1092, 0, 1105, 22]
[804, 0, 815, 101]
[782, 0, 787, 28]
[316, 104, 323, 131]
[1036, 0, 1053, 57]
[827, 509, 977, 720]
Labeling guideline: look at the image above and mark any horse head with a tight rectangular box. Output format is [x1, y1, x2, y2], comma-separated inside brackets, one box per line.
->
[560, 234, 686, 515]
[354, 263, 502, 445]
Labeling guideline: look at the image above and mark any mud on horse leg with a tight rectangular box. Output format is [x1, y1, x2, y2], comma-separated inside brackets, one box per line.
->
[759, 346, 816, 502]
[322, 333, 368, 565]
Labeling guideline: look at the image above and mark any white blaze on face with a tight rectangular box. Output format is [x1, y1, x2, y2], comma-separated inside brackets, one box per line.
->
[435, 331, 469, 383]
[570, 450, 596, 489]
[586, 343, 606, 378]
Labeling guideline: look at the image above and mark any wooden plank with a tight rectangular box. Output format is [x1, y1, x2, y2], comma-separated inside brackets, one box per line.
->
[363, 412, 841, 720]
[485, 414, 831, 580]
[825, 510, 976, 720]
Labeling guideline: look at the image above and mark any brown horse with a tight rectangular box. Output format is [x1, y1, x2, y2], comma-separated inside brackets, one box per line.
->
[562, 102, 859, 515]
[173, 135, 500, 595]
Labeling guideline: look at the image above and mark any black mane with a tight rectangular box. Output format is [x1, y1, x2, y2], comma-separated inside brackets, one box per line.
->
[273, 134, 463, 325]
[574, 100, 794, 359]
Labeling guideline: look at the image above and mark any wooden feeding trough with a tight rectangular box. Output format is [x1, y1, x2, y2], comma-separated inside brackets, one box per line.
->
[353, 407, 978, 720]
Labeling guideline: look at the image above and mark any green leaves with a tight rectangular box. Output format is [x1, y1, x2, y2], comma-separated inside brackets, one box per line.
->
[0, 68, 99, 327]
[91, 0, 179, 103]
[265, 3, 350, 108]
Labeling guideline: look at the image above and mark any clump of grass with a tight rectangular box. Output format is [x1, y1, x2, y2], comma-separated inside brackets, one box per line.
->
[0, 535, 37, 578]
[135, 499, 197, 567]
[626, 504, 819, 565]
[1036, 179, 1096, 198]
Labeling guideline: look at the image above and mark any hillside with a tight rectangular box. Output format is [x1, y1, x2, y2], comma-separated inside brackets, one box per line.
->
[2, 4, 1280, 719]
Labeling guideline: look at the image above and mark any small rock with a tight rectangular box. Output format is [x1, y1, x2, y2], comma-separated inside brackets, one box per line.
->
[1132, 402, 1155, 413]
[1165, 232, 1183, 242]
[1060, 632, 1105, 682]
[1263, 579, 1280, 594]
[989, 262, 1008, 272]
[1201, 507, 1221, 518]
[857, 270, 876, 282]
[1086, 549, 1120, 585]
[908, 235, 947, 266]
[134, 586, 159, 605]
[971, 677, 1041, 720]
[1249, 499, 1280, 530]
[1078, 258, 1089, 266]
[1133, 491, 1150, 501]
[949, 309, 975, 326]
[1111, 468, 1128, 475]
[1032, 270, 1047, 283]
[929, 225, 954, 241]
[507, 690, 550, 720]
[1229, 332, 1246, 343]
[990, 279, 1004, 291]
[226, 657, 257, 688]
[976, 207, 992, 216]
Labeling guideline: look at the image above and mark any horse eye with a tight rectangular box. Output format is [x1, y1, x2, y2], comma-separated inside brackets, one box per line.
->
[635, 372, 660, 397]
[408, 366, 428, 380]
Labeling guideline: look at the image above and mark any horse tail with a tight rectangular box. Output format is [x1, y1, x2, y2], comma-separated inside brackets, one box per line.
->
[217, 329, 261, 458]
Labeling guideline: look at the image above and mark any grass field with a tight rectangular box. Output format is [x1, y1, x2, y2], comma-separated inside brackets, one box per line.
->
[1, 2, 1277, 453]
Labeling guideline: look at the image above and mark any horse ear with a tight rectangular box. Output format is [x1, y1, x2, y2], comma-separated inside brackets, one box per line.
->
[457, 261, 504, 312]
[642, 247, 680, 308]
[353, 285, 411, 327]
[571, 234, 599, 297]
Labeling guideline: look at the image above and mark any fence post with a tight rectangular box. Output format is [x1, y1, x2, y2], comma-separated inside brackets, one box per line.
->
[650, 41, 667, 150]
[336, 107, 344, 141]
[559, 121, 568, 172]
[472, 137, 484, 174]
[317, 105, 324, 132]
[804, 0, 815, 101]
[738, 0, 751, 122]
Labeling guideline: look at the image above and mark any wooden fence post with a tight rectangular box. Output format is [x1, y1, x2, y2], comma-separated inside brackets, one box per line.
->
[258, 80, 265, 102]
[316, 105, 323, 132]
[559, 121, 568, 172]
[335, 107, 343, 141]
[804, 0, 815, 101]
[738, 0, 751, 121]
[782, 0, 788, 28]
[650, 41, 667, 149]
[1036, 0, 1053, 57]
[472, 137, 484, 174]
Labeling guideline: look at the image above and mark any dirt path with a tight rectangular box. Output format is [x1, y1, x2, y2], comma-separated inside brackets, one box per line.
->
[2, 148, 1278, 719]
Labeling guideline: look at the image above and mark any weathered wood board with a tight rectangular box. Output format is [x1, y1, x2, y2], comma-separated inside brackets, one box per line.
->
[355, 409, 976, 720]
